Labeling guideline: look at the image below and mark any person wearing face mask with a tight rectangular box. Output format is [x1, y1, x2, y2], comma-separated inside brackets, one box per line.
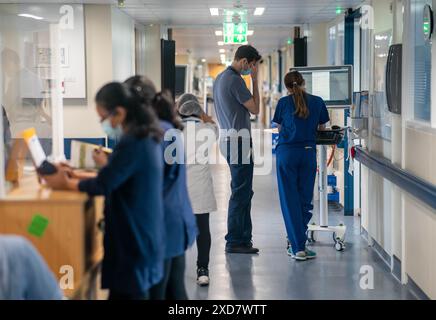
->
[42, 82, 165, 300]
[213, 45, 262, 254]
[124, 76, 197, 300]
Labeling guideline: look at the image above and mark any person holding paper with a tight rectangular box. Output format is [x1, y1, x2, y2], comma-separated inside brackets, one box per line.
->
[124, 76, 197, 300]
[42, 82, 165, 300]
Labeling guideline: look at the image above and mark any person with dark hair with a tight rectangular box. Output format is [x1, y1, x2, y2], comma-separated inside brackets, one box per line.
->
[213, 45, 262, 254]
[273, 70, 330, 262]
[42, 82, 165, 299]
[177, 93, 218, 286]
[125, 76, 197, 300]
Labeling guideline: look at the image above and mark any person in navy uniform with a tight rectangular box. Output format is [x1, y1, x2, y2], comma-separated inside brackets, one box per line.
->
[43, 82, 165, 299]
[125, 76, 197, 300]
[273, 70, 330, 262]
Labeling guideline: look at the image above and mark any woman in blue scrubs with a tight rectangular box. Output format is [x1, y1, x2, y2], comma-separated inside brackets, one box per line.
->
[43, 82, 165, 299]
[125, 76, 197, 300]
[273, 70, 330, 262]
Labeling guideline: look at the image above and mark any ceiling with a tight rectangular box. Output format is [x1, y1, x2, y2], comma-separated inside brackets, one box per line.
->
[120, 0, 366, 63]
[1, 0, 366, 62]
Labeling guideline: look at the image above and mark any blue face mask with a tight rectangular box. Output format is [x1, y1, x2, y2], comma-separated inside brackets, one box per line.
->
[241, 68, 252, 76]
[101, 118, 123, 140]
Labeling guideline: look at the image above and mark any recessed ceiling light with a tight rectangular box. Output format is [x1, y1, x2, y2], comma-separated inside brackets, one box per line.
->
[201, 58, 207, 63]
[247, 30, 254, 36]
[210, 8, 219, 16]
[219, 49, 225, 53]
[215, 30, 223, 36]
[18, 13, 43, 20]
[218, 41, 224, 46]
[254, 7, 265, 16]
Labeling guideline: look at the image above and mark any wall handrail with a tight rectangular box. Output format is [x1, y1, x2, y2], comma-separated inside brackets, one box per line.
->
[355, 146, 436, 210]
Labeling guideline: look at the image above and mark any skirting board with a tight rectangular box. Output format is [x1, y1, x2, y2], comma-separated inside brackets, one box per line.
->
[361, 228, 430, 300]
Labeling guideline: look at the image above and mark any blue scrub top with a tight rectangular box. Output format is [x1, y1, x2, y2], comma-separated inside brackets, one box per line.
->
[79, 134, 165, 296]
[160, 120, 197, 259]
[273, 93, 330, 148]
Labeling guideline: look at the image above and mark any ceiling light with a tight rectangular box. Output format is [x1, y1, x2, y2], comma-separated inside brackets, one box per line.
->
[18, 13, 43, 20]
[215, 30, 223, 36]
[210, 8, 219, 16]
[254, 7, 265, 16]
[201, 58, 207, 63]
[247, 30, 254, 36]
[218, 41, 224, 46]
[219, 49, 225, 53]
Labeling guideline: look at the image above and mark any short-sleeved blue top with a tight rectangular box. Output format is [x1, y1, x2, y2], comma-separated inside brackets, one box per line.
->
[273, 93, 330, 148]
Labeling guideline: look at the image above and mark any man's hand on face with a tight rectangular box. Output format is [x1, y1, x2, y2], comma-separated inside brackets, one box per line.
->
[251, 61, 259, 81]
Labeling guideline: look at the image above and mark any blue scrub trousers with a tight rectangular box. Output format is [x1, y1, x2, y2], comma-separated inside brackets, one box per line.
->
[223, 137, 254, 248]
[276, 145, 317, 254]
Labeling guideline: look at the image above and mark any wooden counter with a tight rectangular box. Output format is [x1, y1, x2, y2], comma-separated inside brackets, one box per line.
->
[0, 172, 104, 299]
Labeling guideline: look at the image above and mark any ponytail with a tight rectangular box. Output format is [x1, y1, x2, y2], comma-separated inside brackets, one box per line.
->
[153, 90, 184, 130]
[284, 71, 309, 119]
[125, 76, 184, 130]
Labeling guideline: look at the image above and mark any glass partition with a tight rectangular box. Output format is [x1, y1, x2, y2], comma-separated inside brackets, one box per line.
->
[1, 4, 65, 192]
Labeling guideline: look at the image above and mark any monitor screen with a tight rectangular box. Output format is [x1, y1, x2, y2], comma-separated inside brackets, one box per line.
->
[291, 66, 353, 106]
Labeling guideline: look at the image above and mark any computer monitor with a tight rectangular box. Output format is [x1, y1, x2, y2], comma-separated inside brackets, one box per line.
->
[290, 66, 353, 106]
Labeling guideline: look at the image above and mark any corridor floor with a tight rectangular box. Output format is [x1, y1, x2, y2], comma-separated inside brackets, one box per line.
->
[184, 159, 415, 300]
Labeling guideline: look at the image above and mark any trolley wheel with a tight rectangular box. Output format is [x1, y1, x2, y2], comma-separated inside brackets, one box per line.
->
[335, 241, 345, 252]
[307, 230, 316, 243]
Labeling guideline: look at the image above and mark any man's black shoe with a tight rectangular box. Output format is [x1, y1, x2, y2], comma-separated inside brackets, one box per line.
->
[225, 245, 259, 254]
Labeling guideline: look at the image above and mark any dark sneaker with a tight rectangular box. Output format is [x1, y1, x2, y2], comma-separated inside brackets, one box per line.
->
[197, 268, 210, 287]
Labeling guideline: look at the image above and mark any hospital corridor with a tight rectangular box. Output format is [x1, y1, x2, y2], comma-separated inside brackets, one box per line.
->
[0, 0, 435, 313]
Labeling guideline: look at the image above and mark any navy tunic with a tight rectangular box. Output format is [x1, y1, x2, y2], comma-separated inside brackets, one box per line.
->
[160, 120, 198, 259]
[79, 134, 165, 296]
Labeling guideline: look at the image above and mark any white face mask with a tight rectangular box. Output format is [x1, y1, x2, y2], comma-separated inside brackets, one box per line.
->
[101, 118, 123, 140]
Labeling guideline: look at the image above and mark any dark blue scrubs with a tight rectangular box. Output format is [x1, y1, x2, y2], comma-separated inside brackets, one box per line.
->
[78, 134, 165, 297]
[159, 120, 197, 259]
[273, 94, 330, 254]
[149, 121, 197, 300]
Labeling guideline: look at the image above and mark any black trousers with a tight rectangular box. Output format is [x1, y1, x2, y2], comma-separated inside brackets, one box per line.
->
[149, 254, 188, 300]
[196, 214, 211, 269]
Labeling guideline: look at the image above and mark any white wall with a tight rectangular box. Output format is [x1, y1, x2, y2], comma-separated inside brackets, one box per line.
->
[135, 24, 147, 76]
[111, 7, 135, 82]
[144, 24, 162, 91]
[63, 4, 112, 138]
[360, 0, 436, 298]
[307, 22, 328, 66]
[64, 5, 141, 139]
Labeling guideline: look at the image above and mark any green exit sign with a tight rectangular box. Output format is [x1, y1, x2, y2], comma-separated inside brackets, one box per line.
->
[222, 9, 249, 45]
[223, 22, 248, 44]
[224, 34, 248, 44]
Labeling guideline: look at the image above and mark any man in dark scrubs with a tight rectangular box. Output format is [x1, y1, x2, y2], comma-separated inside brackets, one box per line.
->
[213, 45, 262, 254]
